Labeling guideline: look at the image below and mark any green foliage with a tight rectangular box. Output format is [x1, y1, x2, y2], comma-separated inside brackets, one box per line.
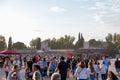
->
[48, 35, 75, 49]
[105, 33, 120, 49]
[75, 33, 84, 49]
[8, 37, 12, 50]
[30, 37, 41, 49]
[89, 39, 102, 48]
[36, 38, 41, 50]
[105, 33, 113, 42]
[0, 35, 7, 50]
[12, 42, 26, 50]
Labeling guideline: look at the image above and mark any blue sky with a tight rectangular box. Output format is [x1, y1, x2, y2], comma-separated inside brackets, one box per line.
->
[0, 0, 120, 46]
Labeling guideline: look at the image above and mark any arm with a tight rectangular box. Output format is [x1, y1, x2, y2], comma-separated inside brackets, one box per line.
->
[74, 67, 79, 78]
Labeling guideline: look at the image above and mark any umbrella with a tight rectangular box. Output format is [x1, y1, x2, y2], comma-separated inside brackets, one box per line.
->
[0, 50, 21, 55]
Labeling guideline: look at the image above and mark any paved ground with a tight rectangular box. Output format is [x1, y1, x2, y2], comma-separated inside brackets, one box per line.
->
[0, 59, 120, 80]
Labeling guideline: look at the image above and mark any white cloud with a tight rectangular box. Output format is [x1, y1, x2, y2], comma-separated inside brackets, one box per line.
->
[88, 7, 97, 10]
[101, 14, 120, 27]
[94, 14, 120, 28]
[49, 6, 66, 13]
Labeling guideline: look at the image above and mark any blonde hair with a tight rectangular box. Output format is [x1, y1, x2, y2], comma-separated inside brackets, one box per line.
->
[12, 65, 18, 72]
[51, 73, 61, 80]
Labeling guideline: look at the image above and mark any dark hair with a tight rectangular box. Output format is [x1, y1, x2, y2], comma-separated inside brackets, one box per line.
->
[108, 71, 118, 80]
[34, 65, 40, 70]
[88, 62, 95, 73]
[60, 56, 65, 60]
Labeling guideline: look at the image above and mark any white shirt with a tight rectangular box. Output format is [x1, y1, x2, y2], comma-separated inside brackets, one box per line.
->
[74, 67, 88, 79]
[100, 64, 107, 74]
[93, 64, 100, 73]
[37, 60, 45, 69]
[13, 60, 21, 68]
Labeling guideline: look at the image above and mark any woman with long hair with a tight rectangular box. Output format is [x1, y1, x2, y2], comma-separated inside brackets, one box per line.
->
[87, 62, 97, 80]
[107, 71, 118, 80]
[74, 61, 88, 80]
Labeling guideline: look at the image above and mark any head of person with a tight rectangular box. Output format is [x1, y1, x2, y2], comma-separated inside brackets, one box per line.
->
[60, 56, 65, 61]
[51, 73, 61, 80]
[108, 71, 118, 80]
[26, 67, 31, 73]
[33, 65, 40, 71]
[103, 55, 106, 59]
[78, 61, 85, 68]
[116, 58, 119, 61]
[4, 56, 10, 62]
[12, 65, 18, 72]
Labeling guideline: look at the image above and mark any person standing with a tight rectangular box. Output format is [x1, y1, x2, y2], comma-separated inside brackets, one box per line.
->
[13, 56, 21, 70]
[3, 57, 11, 80]
[7, 65, 22, 80]
[56, 56, 68, 80]
[27, 58, 33, 71]
[74, 61, 88, 80]
[100, 62, 108, 80]
[114, 58, 120, 76]
[102, 56, 110, 77]
[32, 65, 43, 80]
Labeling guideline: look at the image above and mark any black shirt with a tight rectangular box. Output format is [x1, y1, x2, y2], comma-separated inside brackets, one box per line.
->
[58, 61, 68, 76]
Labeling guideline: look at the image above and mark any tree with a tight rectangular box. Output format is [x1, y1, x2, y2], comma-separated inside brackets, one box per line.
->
[48, 35, 75, 49]
[75, 32, 84, 49]
[80, 33, 84, 47]
[36, 38, 41, 50]
[105, 33, 113, 42]
[89, 39, 102, 48]
[0, 35, 7, 50]
[30, 37, 41, 49]
[30, 39, 37, 49]
[8, 37, 12, 50]
[12, 42, 26, 50]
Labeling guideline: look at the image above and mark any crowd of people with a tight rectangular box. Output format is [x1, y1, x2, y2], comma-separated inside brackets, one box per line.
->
[2, 53, 120, 80]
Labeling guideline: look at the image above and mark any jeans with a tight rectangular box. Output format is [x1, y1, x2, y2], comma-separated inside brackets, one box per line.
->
[101, 74, 106, 80]
[78, 79, 87, 80]
[40, 68, 45, 77]
[90, 74, 94, 80]
[5, 71, 9, 79]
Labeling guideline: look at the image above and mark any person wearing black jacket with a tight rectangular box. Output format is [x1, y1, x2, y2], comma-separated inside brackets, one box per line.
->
[114, 58, 120, 75]
[56, 56, 68, 80]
